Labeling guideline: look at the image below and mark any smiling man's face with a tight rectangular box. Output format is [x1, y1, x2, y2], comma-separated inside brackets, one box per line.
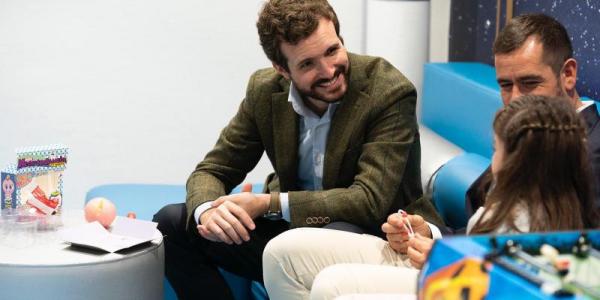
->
[495, 36, 565, 105]
[274, 18, 349, 110]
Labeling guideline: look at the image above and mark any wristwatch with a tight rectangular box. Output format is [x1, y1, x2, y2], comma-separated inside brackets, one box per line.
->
[263, 192, 282, 220]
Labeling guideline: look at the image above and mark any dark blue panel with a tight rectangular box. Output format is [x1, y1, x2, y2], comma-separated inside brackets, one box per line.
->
[513, 0, 600, 99]
[449, 0, 600, 99]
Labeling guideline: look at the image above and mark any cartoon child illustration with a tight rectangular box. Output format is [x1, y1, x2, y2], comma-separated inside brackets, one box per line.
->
[2, 175, 15, 208]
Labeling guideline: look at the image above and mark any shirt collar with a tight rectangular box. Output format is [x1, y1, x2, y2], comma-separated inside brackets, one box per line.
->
[578, 100, 594, 113]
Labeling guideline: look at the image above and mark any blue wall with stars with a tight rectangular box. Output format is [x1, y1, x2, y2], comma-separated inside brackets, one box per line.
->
[449, 0, 600, 99]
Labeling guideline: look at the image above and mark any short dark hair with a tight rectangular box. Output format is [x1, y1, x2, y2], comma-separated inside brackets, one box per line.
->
[493, 14, 573, 75]
[256, 0, 340, 70]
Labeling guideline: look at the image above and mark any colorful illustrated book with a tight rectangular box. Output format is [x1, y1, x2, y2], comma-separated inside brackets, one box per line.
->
[1, 145, 68, 214]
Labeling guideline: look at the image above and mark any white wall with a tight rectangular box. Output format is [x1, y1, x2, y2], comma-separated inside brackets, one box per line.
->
[330, 0, 367, 54]
[429, 0, 451, 62]
[366, 0, 430, 91]
[0, 0, 366, 209]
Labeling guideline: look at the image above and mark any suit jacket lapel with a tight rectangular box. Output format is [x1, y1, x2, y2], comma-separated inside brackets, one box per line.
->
[322, 58, 368, 188]
[580, 102, 600, 133]
[272, 88, 299, 191]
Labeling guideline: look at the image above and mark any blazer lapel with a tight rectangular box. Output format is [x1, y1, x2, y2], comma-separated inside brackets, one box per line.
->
[580, 102, 600, 133]
[322, 78, 367, 188]
[272, 90, 299, 191]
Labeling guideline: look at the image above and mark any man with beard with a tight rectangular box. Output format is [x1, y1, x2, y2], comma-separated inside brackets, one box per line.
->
[152, 0, 435, 299]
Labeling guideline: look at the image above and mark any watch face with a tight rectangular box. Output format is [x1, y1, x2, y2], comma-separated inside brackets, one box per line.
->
[264, 212, 282, 221]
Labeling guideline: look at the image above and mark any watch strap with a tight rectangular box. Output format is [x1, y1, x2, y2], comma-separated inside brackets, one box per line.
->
[265, 192, 282, 220]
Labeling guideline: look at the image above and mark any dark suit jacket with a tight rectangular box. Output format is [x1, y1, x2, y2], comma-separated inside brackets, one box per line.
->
[185, 53, 440, 236]
[581, 102, 600, 205]
[466, 102, 600, 215]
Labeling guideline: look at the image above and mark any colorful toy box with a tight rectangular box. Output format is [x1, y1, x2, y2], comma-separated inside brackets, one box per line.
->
[1, 145, 68, 214]
[418, 230, 600, 299]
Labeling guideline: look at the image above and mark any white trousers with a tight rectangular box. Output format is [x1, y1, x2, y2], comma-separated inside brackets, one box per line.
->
[262, 228, 419, 300]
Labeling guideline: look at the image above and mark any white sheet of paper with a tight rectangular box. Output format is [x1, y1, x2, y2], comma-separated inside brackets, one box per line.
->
[111, 216, 157, 240]
[58, 217, 158, 253]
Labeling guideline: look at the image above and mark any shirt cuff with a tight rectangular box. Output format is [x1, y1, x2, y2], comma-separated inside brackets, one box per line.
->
[194, 201, 214, 225]
[427, 222, 443, 239]
[280, 193, 290, 222]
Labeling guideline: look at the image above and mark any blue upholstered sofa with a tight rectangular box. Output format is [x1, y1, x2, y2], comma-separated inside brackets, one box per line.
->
[85, 62, 504, 299]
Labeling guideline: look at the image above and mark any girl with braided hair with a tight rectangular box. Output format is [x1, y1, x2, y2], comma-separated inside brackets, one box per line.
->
[469, 95, 599, 234]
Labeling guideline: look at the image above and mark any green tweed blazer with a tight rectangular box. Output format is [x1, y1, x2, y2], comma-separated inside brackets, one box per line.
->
[186, 53, 441, 236]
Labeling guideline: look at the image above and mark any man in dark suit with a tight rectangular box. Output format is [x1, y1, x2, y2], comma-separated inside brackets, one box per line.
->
[389, 14, 600, 269]
[466, 13, 600, 213]
[152, 1, 438, 299]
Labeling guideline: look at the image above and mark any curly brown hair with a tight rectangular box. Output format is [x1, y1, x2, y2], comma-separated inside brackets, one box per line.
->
[256, 0, 340, 71]
[471, 95, 598, 234]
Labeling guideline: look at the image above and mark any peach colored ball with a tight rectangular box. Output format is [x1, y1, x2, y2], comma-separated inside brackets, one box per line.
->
[84, 197, 117, 228]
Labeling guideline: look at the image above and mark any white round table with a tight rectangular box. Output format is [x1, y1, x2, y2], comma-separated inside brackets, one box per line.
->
[0, 210, 164, 300]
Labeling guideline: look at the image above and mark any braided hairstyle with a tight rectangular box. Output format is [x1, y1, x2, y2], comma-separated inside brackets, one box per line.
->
[471, 95, 598, 234]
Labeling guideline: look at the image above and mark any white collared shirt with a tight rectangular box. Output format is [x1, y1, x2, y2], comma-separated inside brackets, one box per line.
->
[279, 83, 338, 221]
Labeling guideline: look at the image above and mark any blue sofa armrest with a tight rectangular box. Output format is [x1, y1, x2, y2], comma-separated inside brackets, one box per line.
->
[432, 153, 490, 230]
[419, 124, 464, 190]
